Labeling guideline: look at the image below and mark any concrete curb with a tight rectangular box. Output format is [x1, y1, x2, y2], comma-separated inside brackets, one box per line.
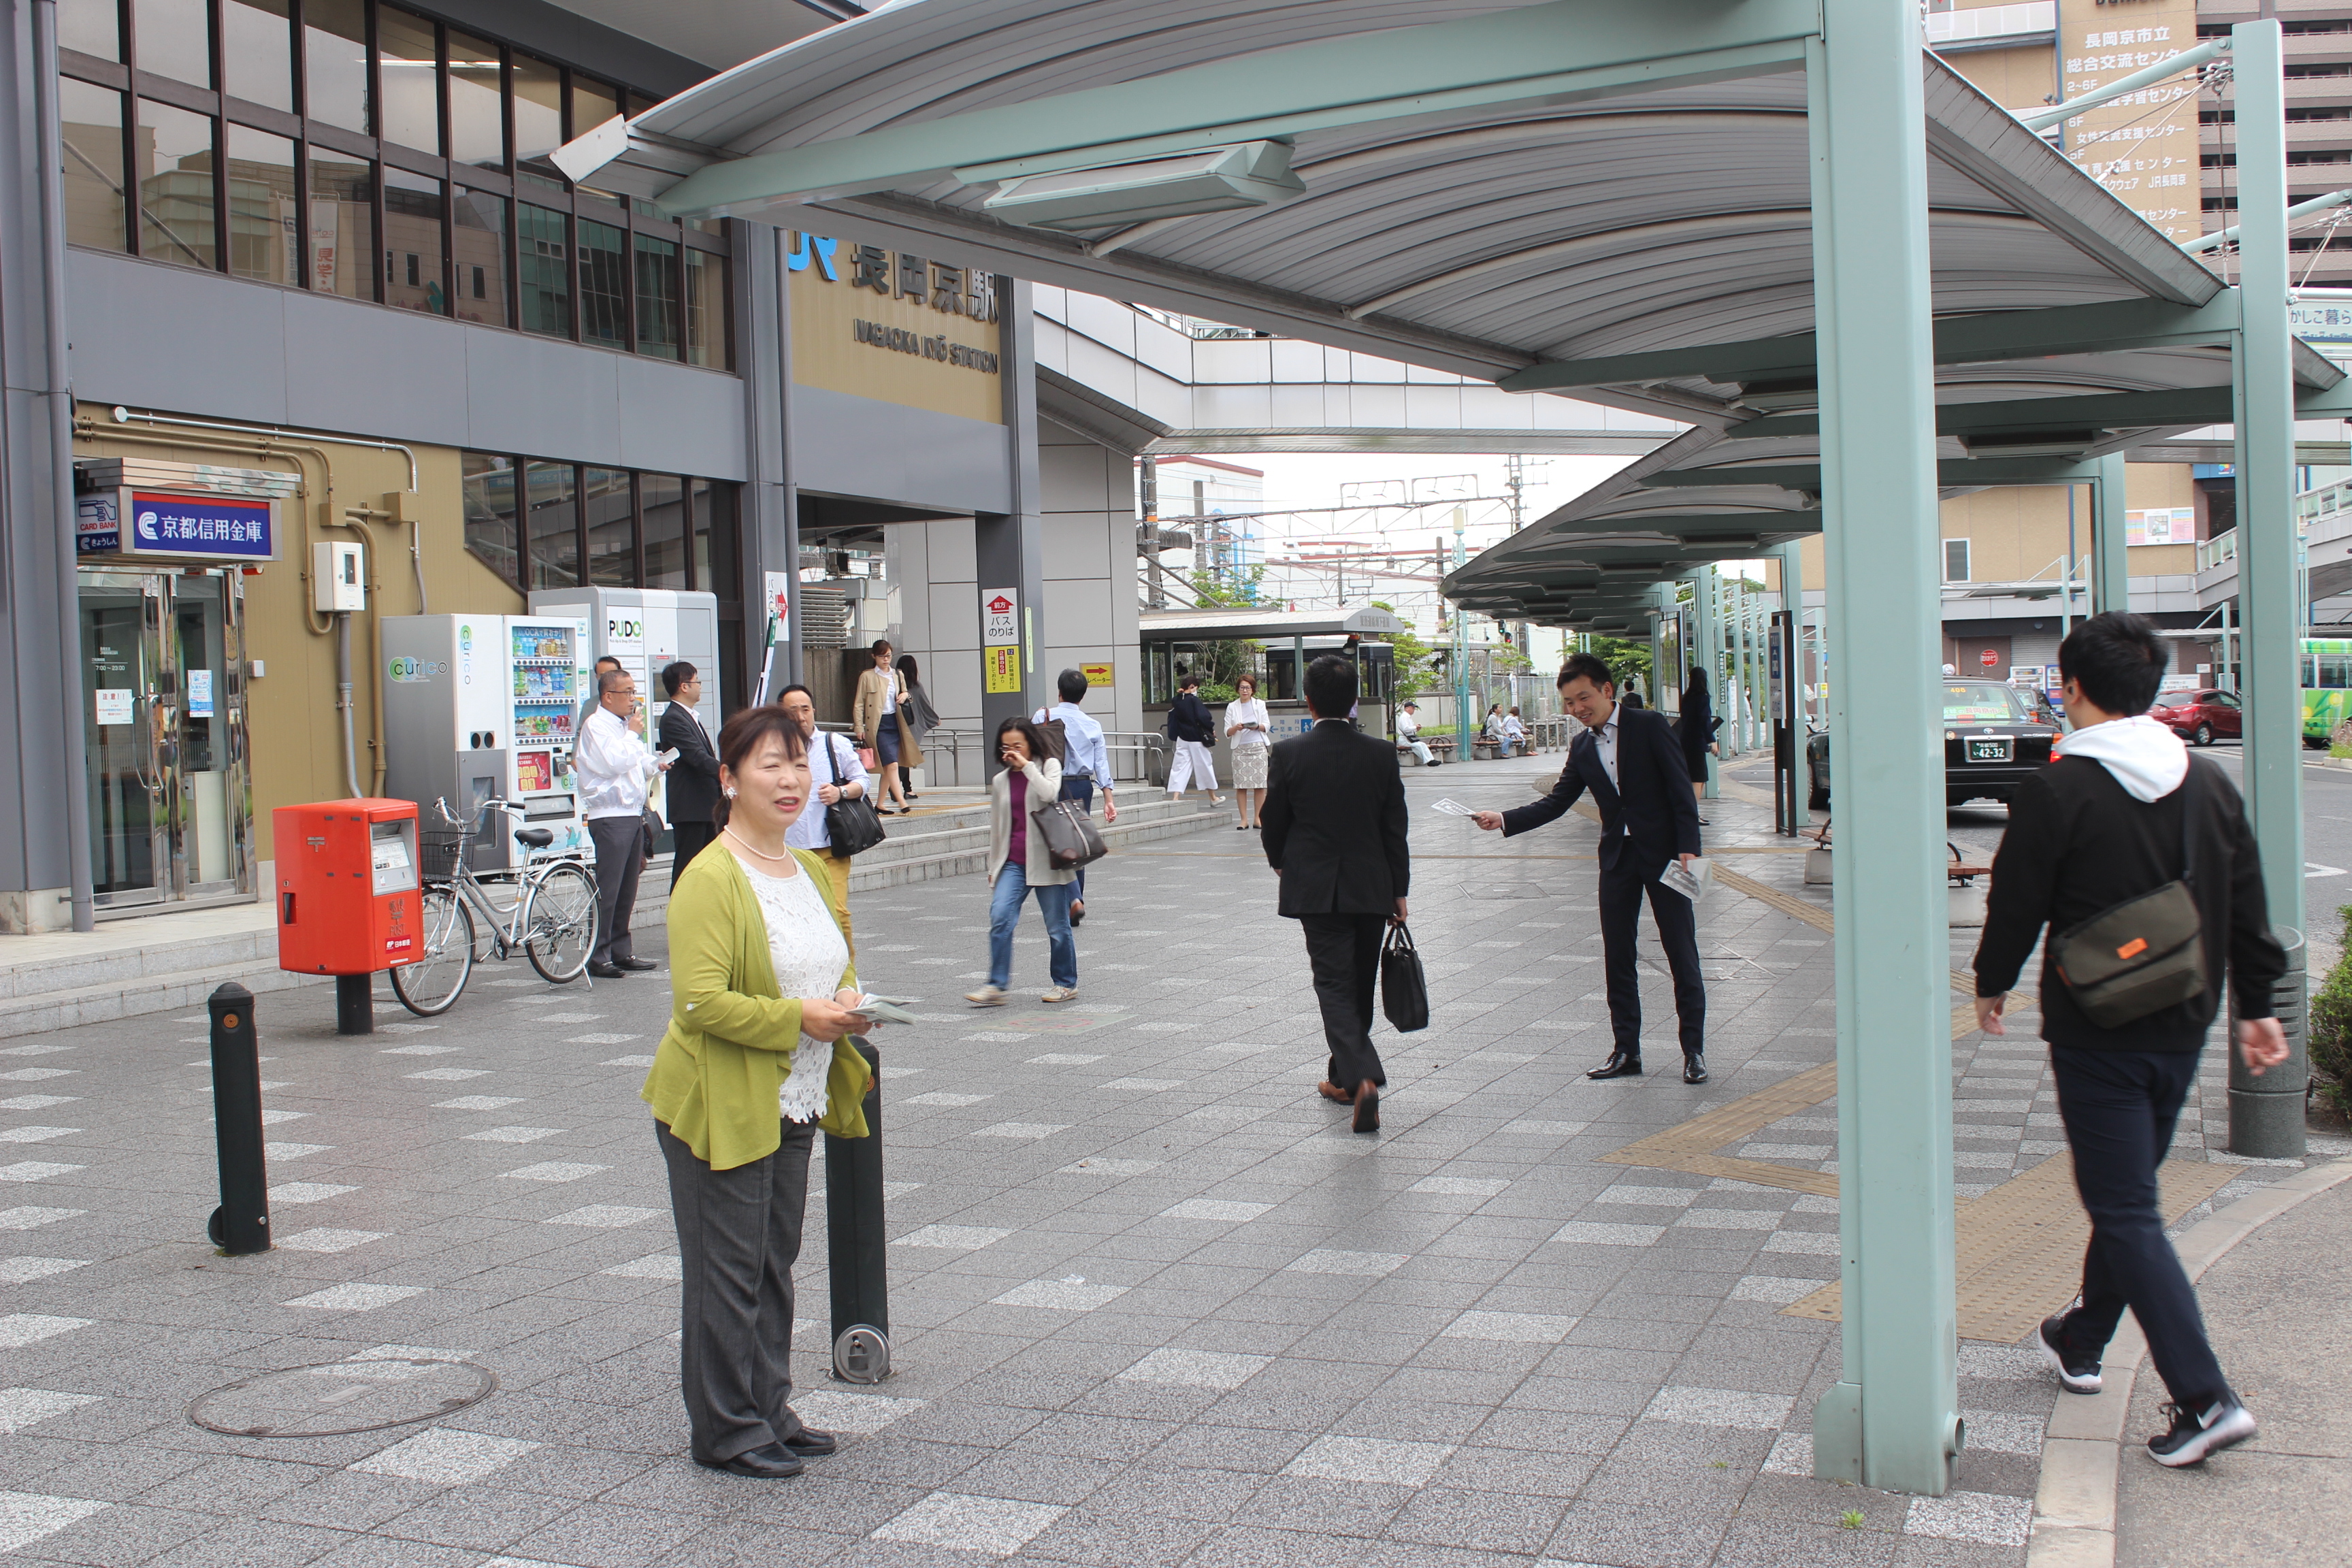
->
[2025, 1154, 2352, 1567]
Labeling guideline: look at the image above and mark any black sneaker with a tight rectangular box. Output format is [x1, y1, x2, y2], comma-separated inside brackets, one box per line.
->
[2147, 1394, 2257, 1467]
[2036, 1313, 2103, 1394]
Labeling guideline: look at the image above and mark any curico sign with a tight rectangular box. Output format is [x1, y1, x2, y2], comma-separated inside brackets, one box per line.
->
[386, 656, 448, 683]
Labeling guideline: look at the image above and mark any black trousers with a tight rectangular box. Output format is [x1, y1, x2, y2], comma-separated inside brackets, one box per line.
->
[656, 1117, 815, 1463]
[1299, 913, 1387, 1089]
[589, 815, 646, 964]
[670, 819, 717, 891]
[2050, 1046, 2228, 1406]
[1597, 864, 1705, 1058]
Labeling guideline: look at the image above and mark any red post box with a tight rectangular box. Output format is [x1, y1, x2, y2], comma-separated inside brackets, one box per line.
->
[274, 799, 421, 1034]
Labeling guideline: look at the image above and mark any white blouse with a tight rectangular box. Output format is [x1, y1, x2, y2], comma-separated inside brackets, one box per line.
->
[1226, 696, 1271, 748]
[743, 861, 851, 1124]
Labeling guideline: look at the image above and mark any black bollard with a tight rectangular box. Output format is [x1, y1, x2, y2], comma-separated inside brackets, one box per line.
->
[334, 973, 374, 1036]
[825, 1035, 890, 1382]
[206, 981, 272, 1254]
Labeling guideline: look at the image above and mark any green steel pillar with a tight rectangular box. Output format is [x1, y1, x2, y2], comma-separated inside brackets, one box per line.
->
[2092, 454, 2130, 614]
[2235, 20, 2305, 930]
[1648, 599, 1665, 714]
[1806, 0, 1961, 1494]
[1778, 541, 1808, 725]
[1697, 568, 1722, 796]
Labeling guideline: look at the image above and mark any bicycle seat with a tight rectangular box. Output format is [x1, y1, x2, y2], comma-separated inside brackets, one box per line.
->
[514, 827, 555, 849]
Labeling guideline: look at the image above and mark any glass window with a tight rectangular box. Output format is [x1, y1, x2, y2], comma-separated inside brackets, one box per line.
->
[512, 52, 563, 168]
[1943, 538, 1970, 583]
[61, 0, 119, 60]
[452, 188, 509, 327]
[584, 468, 634, 586]
[135, 99, 216, 270]
[223, 1, 293, 112]
[517, 203, 570, 337]
[684, 246, 725, 368]
[382, 168, 446, 313]
[633, 233, 679, 360]
[524, 461, 578, 589]
[642, 474, 686, 589]
[1942, 684, 2024, 724]
[305, 152, 375, 299]
[59, 79, 126, 252]
[692, 479, 737, 600]
[377, 7, 440, 155]
[572, 76, 617, 140]
[301, 0, 368, 135]
[578, 217, 625, 348]
[463, 453, 519, 583]
[225, 123, 297, 284]
[133, 0, 210, 87]
[448, 31, 505, 173]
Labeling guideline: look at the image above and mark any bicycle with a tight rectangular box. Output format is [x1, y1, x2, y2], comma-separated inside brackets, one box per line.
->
[389, 798, 599, 1016]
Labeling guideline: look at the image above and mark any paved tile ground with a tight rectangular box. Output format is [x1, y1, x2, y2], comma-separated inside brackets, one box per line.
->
[0, 751, 2336, 1566]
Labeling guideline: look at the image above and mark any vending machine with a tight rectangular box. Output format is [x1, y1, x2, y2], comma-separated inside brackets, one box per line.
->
[380, 613, 593, 870]
[527, 587, 720, 834]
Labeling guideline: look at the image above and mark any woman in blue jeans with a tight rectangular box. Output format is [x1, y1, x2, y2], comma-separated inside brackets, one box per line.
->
[964, 717, 1079, 1006]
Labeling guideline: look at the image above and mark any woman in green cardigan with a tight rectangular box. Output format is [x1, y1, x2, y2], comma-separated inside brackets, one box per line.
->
[641, 704, 879, 1480]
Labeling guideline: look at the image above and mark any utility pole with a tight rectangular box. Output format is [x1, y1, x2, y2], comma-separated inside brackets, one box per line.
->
[1139, 457, 1165, 610]
[1452, 506, 1471, 751]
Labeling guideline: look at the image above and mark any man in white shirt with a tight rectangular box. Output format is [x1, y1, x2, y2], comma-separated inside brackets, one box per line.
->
[1395, 702, 1437, 766]
[576, 666, 671, 978]
[778, 683, 869, 930]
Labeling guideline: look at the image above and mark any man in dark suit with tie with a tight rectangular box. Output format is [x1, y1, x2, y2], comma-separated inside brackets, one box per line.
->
[1261, 654, 1411, 1133]
[657, 662, 721, 888]
[1473, 652, 1709, 1083]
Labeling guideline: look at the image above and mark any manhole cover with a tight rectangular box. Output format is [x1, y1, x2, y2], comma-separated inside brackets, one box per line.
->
[188, 1358, 496, 1439]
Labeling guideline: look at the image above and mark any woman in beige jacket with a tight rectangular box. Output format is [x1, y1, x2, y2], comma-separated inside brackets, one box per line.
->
[851, 639, 921, 815]
[964, 717, 1078, 1007]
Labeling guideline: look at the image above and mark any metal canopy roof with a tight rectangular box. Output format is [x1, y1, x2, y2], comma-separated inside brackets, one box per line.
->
[554, 0, 2343, 630]
[1139, 604, 1409, 642]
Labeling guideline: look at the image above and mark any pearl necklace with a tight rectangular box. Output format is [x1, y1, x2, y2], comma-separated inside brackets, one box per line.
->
[723, 826, 794, 864]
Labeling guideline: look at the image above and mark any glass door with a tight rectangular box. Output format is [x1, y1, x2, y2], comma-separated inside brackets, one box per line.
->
[170, 572, 250, 897]
[80, 572, 168, 908]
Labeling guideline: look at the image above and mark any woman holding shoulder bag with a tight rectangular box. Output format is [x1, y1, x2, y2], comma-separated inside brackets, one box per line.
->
[852, 639, 918, 815]
[964, 717, 1079, 1007]
[641, 705, 879, 1480]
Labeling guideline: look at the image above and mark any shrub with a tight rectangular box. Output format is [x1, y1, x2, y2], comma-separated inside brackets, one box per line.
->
[2305, 904, 2352, 1115]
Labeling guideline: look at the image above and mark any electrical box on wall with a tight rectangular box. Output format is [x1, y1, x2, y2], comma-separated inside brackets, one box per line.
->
[312, 540, 365, 612]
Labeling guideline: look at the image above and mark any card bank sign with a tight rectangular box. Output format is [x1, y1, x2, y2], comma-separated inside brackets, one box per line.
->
[78, 489, 278, 559]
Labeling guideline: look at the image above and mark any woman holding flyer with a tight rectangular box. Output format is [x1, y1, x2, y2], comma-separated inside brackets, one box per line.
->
[640, 705, 881, 1480]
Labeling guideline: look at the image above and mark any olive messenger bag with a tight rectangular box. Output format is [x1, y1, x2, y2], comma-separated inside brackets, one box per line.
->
[2048, 760, 2208, 1028]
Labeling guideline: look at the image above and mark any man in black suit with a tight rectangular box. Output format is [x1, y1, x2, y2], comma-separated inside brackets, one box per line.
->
[1261, 655, 1411, 1132]
[1473, 652, 1709, 1083]
[657, 662, 721, 889]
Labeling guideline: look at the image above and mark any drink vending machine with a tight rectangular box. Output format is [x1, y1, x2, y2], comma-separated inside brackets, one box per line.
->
[380, 613, 593, 871]
[527, 587, 721, 834]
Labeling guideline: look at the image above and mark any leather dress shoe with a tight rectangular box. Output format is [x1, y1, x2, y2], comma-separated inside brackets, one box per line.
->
[614, 956, 659, 972]
[587, 961, 627, 979]
[781, 1425, 836, 1457]
[1352, 1079, 1381, 1134]
[1683, 1054, 1710, 1085]
[698, 1441, 802, 1478]
[1317, 1080, 1356, 1105]
[1587, 1052, 1644, 1080]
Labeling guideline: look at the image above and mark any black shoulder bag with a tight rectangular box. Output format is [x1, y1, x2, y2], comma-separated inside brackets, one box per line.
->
[1380, 921, 1431, 1032]
[2049, 761, 2208, 1028]
[823, 734, 887, 860]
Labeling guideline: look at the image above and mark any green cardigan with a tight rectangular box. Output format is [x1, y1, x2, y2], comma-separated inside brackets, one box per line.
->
[640, 841, 872, 1169]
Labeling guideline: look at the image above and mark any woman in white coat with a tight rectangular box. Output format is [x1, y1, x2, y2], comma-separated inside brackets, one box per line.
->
[964, 716, 1079, 1007]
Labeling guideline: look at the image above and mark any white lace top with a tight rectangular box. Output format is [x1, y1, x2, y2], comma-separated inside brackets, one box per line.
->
[742, 860, 851, 1124]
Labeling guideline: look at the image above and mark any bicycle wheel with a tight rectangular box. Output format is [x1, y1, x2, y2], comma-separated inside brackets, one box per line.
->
[390, 885, 475, 1015]
[525, 862, 597, 983]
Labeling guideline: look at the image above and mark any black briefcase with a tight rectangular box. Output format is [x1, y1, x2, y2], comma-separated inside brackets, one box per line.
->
[1381, 921, 1430, 1033]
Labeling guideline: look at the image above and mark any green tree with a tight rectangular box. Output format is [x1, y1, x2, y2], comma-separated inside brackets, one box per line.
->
[1370, 600, 1439, 698]
[1183, 567, 1265, 701]
[1584, 633, 1652, 695]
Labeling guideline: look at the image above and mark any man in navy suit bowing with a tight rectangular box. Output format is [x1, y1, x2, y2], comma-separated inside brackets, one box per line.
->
[1473, 653, 1709, 1083]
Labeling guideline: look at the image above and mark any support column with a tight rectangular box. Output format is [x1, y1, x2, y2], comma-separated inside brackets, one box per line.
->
[1697, 568, 1722, 795]
[2236, 20, 2304, 932]
[2092, 453, 2130, 615]
[731, 221, 791, 707]
[1808, 0, 1961, 1495]
[978, 278, 1047, 762]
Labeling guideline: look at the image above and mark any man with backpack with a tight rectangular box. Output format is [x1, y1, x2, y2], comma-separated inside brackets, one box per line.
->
[1973, 612, 2289, 1469]
[1037, 669, 1116, 926]
[1165, 674, 1222, 805]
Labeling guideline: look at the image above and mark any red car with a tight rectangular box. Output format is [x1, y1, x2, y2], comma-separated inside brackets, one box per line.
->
[2149, 688, 2242, 747]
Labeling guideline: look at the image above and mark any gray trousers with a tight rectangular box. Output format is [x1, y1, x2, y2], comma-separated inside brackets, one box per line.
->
[656, 1117, 815, 1463]
[589, 815, 644, 964]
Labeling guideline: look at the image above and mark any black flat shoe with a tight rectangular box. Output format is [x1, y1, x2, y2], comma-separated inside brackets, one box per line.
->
[698, 1441, 802, 1478]
[1588, 1052, 1644, 1080]
[1683, 1054, 1709, 1085]
[614, 957, 658, 972]
[781, 1426, 836, 1457]
[587, 962, 627, 979]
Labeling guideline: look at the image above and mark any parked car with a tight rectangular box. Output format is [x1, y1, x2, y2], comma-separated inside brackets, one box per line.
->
[1805, 681, 2063, 812]
[2148, 687, 2242, 747]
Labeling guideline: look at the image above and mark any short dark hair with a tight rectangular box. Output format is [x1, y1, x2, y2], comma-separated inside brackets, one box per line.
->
[2059, 611, 2169, 715]
[595, 655, 622, 672]
[710, 705, 808, 829]
[775, 683, 813, 705]
[870, 638, 893, 657]
[1057, 668, 1089, 703]
[660, 660, 697, 697]
[1179, 673, 1200, 690]
[1303, 653, 1357, 717]
[1557, 652, 1616, 694]
[598, 667, 632, 696]
[995, 714, 1051, 763]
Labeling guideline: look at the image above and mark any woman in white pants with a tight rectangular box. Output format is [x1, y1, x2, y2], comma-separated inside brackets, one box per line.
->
[1164, 674, 1222, 804]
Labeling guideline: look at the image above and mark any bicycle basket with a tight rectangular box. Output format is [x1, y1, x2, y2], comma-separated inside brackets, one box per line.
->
[416, 826, 472, 879]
